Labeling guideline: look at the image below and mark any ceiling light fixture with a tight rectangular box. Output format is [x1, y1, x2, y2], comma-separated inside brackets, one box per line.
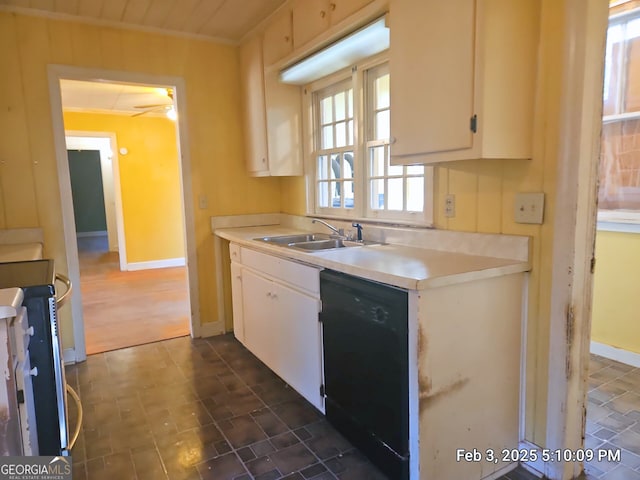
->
[280, 15, 389, 85]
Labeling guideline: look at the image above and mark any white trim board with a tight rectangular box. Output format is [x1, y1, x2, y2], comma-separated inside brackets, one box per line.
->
[127, 257, 186, 271]
[591, 341, 640, 368]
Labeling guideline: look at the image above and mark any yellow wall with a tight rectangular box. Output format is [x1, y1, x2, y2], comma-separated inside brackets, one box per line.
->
[64, 112, 185, 263]
[592, 230, 640, 354]
[280, 0, 563, 446]
[0, 11, 282, 349]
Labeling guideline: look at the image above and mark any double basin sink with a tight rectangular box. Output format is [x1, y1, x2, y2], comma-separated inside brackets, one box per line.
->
[254, 233, 381, 252]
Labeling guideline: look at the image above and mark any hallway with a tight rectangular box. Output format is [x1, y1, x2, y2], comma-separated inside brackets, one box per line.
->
[77, 235, 190, 354]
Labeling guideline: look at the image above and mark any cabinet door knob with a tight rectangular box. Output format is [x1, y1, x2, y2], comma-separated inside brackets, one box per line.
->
[390, 136, 397, 145]
[26, 326, 34, 336]
[266, 292, 272, 297]
[271, 293, 278, 300]
[284, 35, 290, 43]
[29, 367, 38, 377]
[330, 2, 336, 11]
[262, 157, 266, 163]
[320, 10, 326, 18]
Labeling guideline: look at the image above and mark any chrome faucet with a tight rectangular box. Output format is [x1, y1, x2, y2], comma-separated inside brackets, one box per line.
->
[312, 219, 345, 238]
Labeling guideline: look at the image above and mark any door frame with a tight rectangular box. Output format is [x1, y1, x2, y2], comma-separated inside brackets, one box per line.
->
[534, 1, 609, 479]
[65, 132, 124, 267]
[48, 65, 201, 362]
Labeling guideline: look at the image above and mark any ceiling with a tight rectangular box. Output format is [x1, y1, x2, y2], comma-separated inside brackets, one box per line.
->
[0, 0, 286, 43]
[60, 79, 175, 117]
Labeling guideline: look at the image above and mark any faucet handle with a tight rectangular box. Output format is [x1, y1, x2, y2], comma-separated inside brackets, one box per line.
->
[351, 223, 363, 241]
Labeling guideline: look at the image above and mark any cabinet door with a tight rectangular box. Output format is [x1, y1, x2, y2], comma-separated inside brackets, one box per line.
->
[263, 6, 294, 66]
[241, 269, 278, 371]
[263, 69, 304, 176]
[273, 282, 324, 411]
[239, 35, 270, 176]
[230, 263, 245, 345]
[389, 0, 475, 159]
[292, 0, 330, 48]
[329, 0, 373, 26]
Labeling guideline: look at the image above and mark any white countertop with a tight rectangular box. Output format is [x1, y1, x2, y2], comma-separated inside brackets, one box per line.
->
[216, 226, 531, 290]
[0, 288, 23, 319]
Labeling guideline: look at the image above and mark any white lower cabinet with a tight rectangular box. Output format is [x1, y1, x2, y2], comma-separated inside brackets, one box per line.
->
[229, 244, 324, 412]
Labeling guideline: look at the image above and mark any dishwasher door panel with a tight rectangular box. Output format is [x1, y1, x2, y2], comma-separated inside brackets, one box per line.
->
[320, 270, 409, 475]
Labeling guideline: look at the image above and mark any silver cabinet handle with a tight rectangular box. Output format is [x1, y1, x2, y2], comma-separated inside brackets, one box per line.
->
[55, 273, 73, 309]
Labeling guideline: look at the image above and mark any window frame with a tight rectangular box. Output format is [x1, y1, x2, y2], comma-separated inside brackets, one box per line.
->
[599, 7, 640, 224]
[303, 53, 434, 227]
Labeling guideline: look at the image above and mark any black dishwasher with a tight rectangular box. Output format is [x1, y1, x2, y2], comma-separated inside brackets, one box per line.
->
[320, 270, 409, 480]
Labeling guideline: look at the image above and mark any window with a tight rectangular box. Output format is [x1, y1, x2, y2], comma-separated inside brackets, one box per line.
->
[309, 58, 432, 225]
[599, 10, 640, 218]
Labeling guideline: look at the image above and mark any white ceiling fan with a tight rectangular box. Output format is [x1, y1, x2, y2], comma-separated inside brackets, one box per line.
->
[132, 88, 176, 119]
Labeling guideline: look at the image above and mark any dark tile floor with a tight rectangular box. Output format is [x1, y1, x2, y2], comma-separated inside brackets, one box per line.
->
[66, 334, 389, 480]
[66, 334, 637, 480]
[583, 355, 640, 480]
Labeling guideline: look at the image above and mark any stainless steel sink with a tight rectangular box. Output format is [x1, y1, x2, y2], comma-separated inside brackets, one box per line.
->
[254, 233, 331, 244]
[254, 233, 383, 251]
[290, 239, 350, 251]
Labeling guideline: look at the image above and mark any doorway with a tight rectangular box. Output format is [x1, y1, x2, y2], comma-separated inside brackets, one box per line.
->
[583, 3, 640, 477]
[48, 66, 201, 362]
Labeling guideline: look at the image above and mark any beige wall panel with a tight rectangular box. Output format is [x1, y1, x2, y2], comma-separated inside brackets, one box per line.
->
[0, 15, 40, 229]
[476, 159, 504, 233]
[445, 162, 478, 232]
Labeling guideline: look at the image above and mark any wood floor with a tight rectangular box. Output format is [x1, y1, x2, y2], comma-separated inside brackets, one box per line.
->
[77, 235, 190, 355]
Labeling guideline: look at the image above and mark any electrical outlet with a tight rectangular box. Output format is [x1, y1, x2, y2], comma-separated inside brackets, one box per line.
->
[444, 194, 456, 218]
[514, 192, 544, 224]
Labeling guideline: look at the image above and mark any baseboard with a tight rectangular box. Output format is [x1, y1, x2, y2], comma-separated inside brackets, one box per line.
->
[63, 348, 76, 365]
[76, 230, 107, 238]
[590, 341, 640, 368]
[199, 320, 224, 338]
[126, 257, 186, 271]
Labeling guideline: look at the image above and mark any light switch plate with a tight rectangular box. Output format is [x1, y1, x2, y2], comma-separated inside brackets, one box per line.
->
[198, 195, 208, 210]
[514, 192, 544, 224]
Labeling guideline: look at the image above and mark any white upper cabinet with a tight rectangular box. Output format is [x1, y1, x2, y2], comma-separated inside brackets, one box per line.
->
[239, 34, 303, 176]
[389, 0, 539, 165]
[292, 0, 374, 49]
[239, 35, 269, 176]
[263, 6, 294, 67]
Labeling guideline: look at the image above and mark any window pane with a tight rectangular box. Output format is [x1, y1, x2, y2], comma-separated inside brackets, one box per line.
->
[344, 181, 354, 209]
[370, 146, 385, 176]
[347, 120, 354, 145]
[331, 181, 341, 208]
[336, 121, 347, 147]
[625, 35, 640, 112]
[407, 177, 424, 212]
[388, 178, 404, 210]
[388, 162, 403, 176]
[317, 155, 329, 180]
[318, 181, 329, 207]
[347, 89, 353, 118]
[375, 73, 390, 109]
[604, 25, 623, 115]
[322, 126, 334, 149]
[335, 92, 346, 121]
[375, 110, 390, 140]
[370, 179, 385, 210]
[330, 154, 341, 179]
[321, 96, 333, 124]
[343, 152, 354, 179]
[599, 119, 640, 210]
[407, 165, 424, 175]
